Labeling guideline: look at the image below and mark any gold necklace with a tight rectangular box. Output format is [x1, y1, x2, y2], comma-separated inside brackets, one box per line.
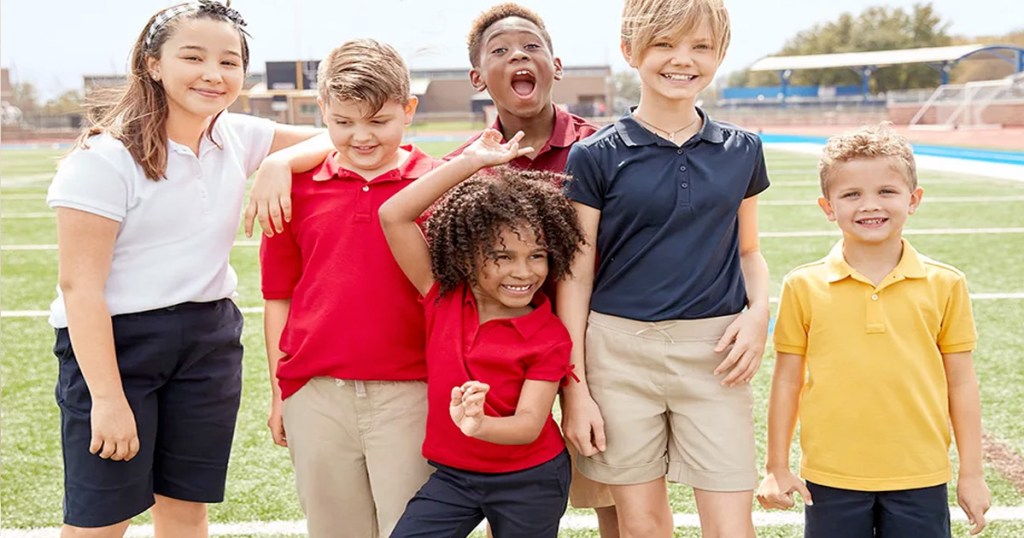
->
[632, 112, 701, 143]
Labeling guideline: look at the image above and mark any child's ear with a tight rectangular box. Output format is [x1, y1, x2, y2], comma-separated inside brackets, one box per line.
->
[818, 196, 837, 221]
[553, 57, 564, 81]
[620, 40, 635, 67]
[908, 186, 924, 214]
[403, 96, 419, 126]
[469, 67, 487, 92]
[317, 97, 328, 125]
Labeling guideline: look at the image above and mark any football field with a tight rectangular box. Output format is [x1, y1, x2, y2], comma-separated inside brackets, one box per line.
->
[2, 142, 1023, 537]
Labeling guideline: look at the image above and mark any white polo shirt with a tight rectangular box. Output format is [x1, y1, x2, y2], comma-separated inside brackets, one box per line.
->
[47, 113, 275, 328]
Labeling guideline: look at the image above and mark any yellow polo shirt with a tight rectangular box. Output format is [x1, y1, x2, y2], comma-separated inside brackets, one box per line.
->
[774, 239, 977, 491]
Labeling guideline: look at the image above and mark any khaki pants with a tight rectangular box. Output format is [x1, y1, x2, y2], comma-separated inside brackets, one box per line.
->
[283, 377, 432, 538]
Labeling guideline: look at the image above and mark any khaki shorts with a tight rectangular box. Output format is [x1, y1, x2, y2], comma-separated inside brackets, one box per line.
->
[567, 441, 615, 508]
[283, 377, 432, 538]
[577, 311, 757, 492]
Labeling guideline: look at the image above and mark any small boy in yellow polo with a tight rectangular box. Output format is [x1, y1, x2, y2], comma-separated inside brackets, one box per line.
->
[755, 123, 991, 538]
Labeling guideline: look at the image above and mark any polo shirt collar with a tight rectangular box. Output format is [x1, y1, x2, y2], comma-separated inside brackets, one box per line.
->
[462, 285, 553, 340]
[491, 104, 579, 152]
[312, 144, 434, 182]
[614, 106, 725, 147]
[824, 239, 927, 283]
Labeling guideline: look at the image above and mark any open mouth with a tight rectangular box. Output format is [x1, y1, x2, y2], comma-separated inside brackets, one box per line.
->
[501, 283, 533, 295]
[661, 73, 697, 82]
[351, 145, 378, 154]
[510, 70, 537, 98]
[856, 217, 888, 227]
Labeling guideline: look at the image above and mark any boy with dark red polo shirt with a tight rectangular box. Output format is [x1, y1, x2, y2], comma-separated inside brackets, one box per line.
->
[260, 39, 436, 538]
[450, 6, 618, 533]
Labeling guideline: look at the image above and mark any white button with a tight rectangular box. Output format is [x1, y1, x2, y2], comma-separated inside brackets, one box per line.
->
[871, 294, 879, 301]
[362, 185, 369, 192]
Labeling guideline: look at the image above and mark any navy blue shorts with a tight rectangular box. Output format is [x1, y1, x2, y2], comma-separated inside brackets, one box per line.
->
[804, 481, 951, 538]
[55, 299, 244, 528]
[390, 450, 571, 538]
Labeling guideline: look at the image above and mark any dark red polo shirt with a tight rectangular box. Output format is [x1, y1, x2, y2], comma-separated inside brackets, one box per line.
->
[446, 105, 598, 172]
[421, 282, 571, 473]
[261, 145, 439, 399]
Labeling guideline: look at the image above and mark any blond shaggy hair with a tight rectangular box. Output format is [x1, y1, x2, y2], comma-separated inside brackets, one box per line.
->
[621, 0, 730, 64]
[317, 38, 410, 115]
[818, 123, 918, 196]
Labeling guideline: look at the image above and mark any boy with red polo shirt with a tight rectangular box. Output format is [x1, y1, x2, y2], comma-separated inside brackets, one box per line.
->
[260, 39, 436, 538]
[450, 6, 618, 533]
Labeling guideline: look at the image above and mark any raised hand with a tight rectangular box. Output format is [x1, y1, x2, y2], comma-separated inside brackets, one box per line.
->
[460, 129, 534, 168]
[450, 381, 490, 437]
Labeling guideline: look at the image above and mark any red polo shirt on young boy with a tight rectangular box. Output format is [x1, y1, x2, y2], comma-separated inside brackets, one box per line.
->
[261, 146, 438, 400]
[446, 105, 597, 172]
[420, 282, 571, 473]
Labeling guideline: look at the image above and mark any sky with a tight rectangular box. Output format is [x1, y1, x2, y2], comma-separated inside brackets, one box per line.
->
[2, 0, 1021, 100]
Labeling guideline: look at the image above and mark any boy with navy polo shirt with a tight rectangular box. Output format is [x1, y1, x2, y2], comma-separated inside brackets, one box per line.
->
[259, 39, 436, 538]
[560, 1, 770, 536]
[757, 124, 990, 538]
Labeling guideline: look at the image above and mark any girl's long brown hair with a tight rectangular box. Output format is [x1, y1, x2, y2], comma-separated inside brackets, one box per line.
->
[76, 1, 250, 180]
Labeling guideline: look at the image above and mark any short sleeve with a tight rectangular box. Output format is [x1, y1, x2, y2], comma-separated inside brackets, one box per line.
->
[563, 143, 605, 210]
[773, 275, 809, 356]
[937, 275, 977, 354]
[259, 222, 301, 300]
[219, 112, 276, 177]
[524, 337, 572, 383]
[744, 137, 770, 199]
[47, 141, 131, 222]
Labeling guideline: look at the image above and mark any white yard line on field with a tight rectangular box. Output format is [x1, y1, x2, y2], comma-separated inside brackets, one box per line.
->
[4, 195, 1021, 219]
[5, 227, 1024, 252]
[4, 507, 1024, 537]
[6, 295, 1024, 319]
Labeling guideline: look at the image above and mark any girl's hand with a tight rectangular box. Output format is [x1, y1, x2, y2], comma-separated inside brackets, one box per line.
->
[714, 306, 769, 386]
[450, 381, 490, 437]
[90, 394, 140, 461]
[245, 159, 293, 238]
[958, 474, 991, 535]
[460, 129, 534, 168]
[561, 391, 606, 457]
[756, 469, 813, 510]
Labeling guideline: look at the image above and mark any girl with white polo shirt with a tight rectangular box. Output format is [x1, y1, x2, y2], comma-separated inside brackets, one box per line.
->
[46, 2, 319, 536]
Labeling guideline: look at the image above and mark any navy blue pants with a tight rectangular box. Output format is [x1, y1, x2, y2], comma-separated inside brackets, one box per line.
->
[55, 299, 244, 528]
[390, 450, 571, 538]
[804, 481, 951, 538]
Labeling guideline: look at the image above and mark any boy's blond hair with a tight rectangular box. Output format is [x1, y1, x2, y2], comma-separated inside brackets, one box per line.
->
[317, 38, 410, 116]
[818, 123, 918, 196]
[620, 0, 730, 64]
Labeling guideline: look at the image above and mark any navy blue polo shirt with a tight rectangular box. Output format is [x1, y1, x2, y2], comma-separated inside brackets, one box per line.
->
[564, 108, 770, 321]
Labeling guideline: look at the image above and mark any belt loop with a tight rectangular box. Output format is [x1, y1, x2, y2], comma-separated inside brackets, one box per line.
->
[354, 380, 367, 399]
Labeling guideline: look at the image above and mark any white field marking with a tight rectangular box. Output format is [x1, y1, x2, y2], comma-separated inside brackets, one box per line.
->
[0, 193, 48, 200]
[761, 228, 1024, 238]
[761, 196, 1024, 206]
[6, 227, 1024, 252]
[769, 142, 1024, 182]
[7, 194, 1016, 218]
[7, 295, 1024, 319]
[0, 174, 54, 186]
[770, 177, 1010, 187]
[4, 507, 1024, 537]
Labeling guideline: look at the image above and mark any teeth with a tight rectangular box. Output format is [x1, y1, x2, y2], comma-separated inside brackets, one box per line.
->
[859, 218, 885, 224]
[516, 70, 530, 75]
[662, 74, 696, 81]
[503, 284, 531, 291]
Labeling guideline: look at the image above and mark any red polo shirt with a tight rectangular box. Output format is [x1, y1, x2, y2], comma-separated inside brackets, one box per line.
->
[446, 105, 598, 172]
[421, 282, 571, 473]
[261, 145, 439, 399]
